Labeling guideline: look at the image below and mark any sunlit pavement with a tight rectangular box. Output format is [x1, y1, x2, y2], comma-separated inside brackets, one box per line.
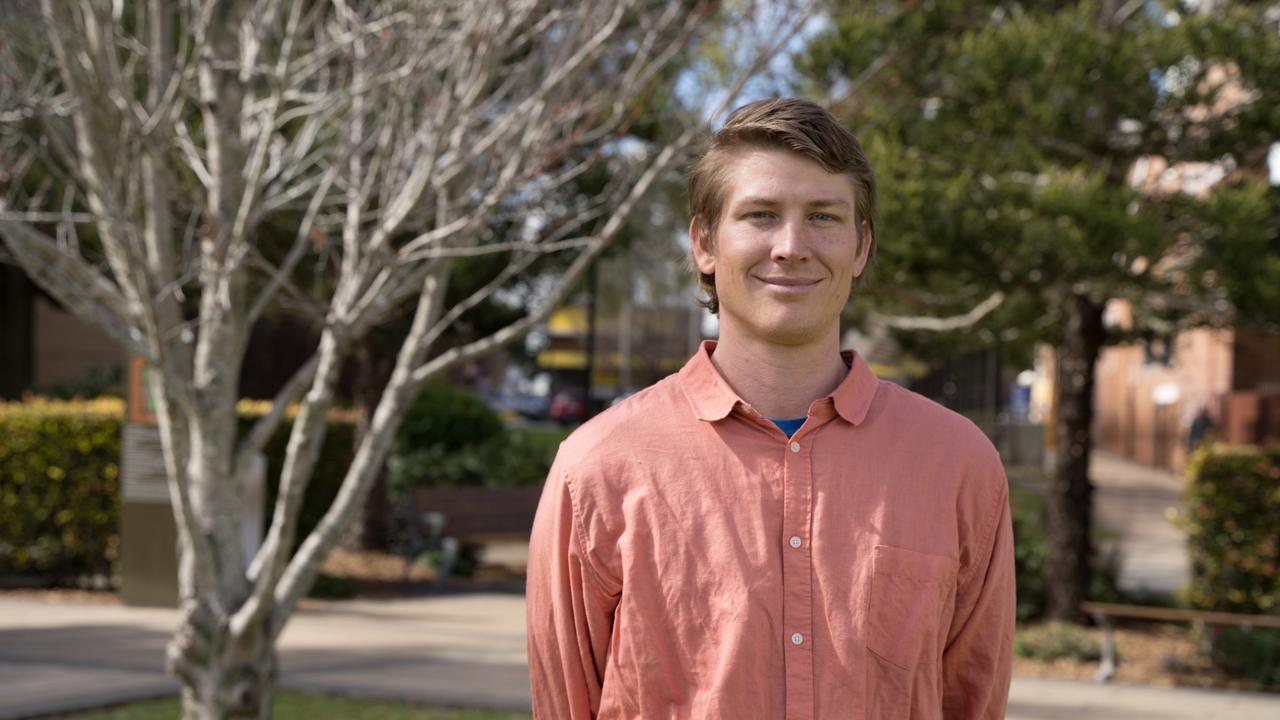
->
[5, 594, 1280, 719]
[0, 594, 529, 719]
[1007, 676, 1280, 720]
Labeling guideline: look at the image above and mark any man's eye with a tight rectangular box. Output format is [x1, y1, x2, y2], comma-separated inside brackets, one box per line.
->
[746, 211, 774, 220]
[811, 212, 837, 223]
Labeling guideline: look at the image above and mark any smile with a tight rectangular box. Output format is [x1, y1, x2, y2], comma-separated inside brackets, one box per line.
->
[758, 277, 821, 292]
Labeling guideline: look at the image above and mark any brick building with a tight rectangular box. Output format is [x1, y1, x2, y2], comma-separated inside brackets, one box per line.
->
[1094, 298, 1280, 472]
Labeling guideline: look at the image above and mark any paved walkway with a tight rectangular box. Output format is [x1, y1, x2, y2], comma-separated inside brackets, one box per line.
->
[5, 593, 1280, 719]
[0, 594, 529, 719]
[1015, 449, 1191, 596]
[1089, 450, 1191, 596]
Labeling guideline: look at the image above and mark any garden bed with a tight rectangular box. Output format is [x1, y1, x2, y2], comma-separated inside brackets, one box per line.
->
[1014, 621, 1280, 693]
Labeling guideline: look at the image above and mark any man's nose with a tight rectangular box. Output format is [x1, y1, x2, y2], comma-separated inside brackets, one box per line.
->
[770, 218, 811, 263]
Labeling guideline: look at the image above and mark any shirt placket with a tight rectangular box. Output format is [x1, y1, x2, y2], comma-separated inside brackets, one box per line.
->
[782, 427, 815, 719]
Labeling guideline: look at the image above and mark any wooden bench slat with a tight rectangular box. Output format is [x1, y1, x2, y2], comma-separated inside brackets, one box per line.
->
[1081, 601, 1280, 629]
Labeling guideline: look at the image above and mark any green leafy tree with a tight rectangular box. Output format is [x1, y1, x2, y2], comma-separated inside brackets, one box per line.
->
[806, 0, 1280, 619]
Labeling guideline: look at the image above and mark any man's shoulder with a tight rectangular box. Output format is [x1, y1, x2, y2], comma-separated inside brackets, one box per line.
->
[876, 379, 1003, 470]
[553, 373, 689, 472]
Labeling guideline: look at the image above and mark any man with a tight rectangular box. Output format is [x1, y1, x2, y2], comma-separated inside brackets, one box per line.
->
[526, 98, 1015, 719]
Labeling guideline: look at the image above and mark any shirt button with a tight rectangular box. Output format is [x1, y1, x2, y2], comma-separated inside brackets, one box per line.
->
[791, 632, 804, 645]
[789, 441, 801, 453]
[789, 536, 802, 549]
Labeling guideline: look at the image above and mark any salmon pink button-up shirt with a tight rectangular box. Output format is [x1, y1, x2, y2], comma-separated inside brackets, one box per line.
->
[527, 341, 1015, 720]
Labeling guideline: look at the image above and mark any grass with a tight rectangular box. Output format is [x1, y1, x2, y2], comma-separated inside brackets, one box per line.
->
[50, 693, 531, 720]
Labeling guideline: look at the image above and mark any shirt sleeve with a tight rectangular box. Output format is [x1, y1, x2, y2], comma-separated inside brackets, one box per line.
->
[526, 464, 620, 720]
[941, 478, 1015, 720]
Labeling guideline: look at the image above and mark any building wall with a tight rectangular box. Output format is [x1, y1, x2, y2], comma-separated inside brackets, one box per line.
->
[32, 296, 127, 391]
[1094, 303, 1234, 471]
[1233, 328, 1280, 393]
[0, 264, 34, 399]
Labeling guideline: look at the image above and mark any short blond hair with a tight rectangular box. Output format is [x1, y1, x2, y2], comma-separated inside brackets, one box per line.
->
[687, 98, 877, 314]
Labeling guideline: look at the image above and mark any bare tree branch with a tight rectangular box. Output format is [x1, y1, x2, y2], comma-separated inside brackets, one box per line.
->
[1, 0, 815, 711]
[0, 214, 147, 356]
[869, 291, 1007, 331]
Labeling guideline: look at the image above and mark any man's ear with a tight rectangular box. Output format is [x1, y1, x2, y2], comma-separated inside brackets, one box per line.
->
[689, 216, 717, 275]
[852, 219, 873, 278]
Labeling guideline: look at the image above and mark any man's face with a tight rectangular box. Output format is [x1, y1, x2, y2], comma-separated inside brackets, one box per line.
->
[690, 148, 872, 348]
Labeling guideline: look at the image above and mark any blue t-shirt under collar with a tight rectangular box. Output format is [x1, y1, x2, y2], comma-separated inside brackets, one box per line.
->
[770, 417, 805, 437]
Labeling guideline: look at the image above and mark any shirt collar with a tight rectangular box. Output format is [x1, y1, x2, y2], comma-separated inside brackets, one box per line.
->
[832, 347, 878, 425]
[678, 339, 879, 425]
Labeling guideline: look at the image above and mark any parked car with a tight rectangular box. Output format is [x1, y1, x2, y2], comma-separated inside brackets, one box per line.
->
[549, 391, 586, 425]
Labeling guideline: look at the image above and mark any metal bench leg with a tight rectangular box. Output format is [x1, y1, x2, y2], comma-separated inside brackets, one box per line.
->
[434, 536, 460, 592]
[1092, 612, 1116, 683]
[1193, 619, 1211, 655]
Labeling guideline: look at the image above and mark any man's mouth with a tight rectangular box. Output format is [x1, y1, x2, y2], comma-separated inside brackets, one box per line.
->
[759, 276, 821, 287]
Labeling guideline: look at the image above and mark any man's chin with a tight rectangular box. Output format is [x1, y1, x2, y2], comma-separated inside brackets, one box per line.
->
[747, 316, 833, 347]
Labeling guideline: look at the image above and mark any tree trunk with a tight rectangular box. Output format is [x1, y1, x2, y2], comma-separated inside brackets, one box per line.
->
[1046, 292, 1106, 621]
[167, 600, 277, 719]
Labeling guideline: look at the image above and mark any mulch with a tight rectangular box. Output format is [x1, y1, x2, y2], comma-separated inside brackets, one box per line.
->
[1014, 621, 1278, 693]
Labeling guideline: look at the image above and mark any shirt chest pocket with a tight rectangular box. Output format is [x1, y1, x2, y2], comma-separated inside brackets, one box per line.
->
[866, 545, 958, 671]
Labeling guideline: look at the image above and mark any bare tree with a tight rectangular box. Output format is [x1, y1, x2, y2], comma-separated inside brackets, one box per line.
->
[0, 1, 811, 716]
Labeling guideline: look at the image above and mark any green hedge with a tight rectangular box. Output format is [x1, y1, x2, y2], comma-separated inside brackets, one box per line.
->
[0, 398, 356, 584]
[1184, 444, 1280, 615]
[0, 399, 124, 581]
[388, 382, 560, 490]
[1184, 444, 1280, 687]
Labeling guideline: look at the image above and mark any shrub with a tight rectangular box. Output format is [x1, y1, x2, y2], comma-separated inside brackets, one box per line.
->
[0, 397, 357, 584]
[1184, 443, 1280, 686]
[1183, 444, 1280, 615]
[1207, 626, 1280, 688]
[0, 398, 124, 582]
[394, 381, 505, 457]
[388, 383, 560, 490]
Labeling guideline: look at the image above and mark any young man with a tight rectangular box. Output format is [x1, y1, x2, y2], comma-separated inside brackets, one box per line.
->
[526, 98, 1015, 720]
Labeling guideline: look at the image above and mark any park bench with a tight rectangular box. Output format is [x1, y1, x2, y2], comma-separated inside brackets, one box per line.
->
[400, 498, 459, 593]
[401, 486, 541, 590]
[1080, 600, 1280, 683]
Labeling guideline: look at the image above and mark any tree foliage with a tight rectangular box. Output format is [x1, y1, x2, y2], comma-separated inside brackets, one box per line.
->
[806, 0, 1280, 618]
[811, 0, 1279, 344]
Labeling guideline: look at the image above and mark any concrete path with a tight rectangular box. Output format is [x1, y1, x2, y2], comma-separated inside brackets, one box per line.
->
[1089, 450, 1191, 596]
[1007, 676, 1280, 720]
[0, 594, 529, 719]
[6, 594, 1280, 720]
[1016, 449, 1191, 596]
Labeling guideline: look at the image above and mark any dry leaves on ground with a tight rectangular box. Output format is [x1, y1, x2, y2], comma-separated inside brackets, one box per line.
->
[1014, 622, 1275, 693]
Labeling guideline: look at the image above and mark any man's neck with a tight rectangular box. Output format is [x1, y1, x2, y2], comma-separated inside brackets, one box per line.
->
[709, 324, 849, 420]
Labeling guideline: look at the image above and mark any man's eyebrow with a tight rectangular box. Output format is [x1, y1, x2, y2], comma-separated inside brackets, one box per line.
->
[733, 196, 782, 207]
[808, 198, 852, 208]
[732, 196, 852, 208]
